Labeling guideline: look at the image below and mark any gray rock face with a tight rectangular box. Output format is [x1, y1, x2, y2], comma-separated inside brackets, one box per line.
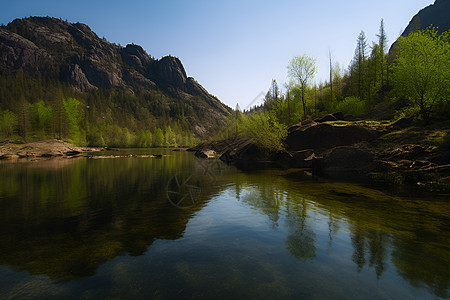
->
[66, 64, 95, 91]
[153, 56, 187, 89]
[0, 17, 230, 123]
[401, 0, 450, 36]
[0, 29, 53, 72]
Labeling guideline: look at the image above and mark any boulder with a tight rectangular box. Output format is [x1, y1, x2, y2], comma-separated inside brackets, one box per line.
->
[285, 123, 378, 151]
[291, 149, 316, 168]
[312, 145, 375, 178]
[220, 141, 266, 167]
[195, 149, 216, 159]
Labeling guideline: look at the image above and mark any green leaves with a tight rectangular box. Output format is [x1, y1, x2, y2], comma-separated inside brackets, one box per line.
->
[287, 55, 317, 86]
[0, 110, 18, 139]
[391, 27, 449, 120]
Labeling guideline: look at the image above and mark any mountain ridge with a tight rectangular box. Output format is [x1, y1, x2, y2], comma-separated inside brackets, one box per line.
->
[0, 16, 231, 138]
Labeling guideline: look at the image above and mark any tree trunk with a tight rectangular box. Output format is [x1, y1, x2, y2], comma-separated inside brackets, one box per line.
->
[302, 83, 306, 119]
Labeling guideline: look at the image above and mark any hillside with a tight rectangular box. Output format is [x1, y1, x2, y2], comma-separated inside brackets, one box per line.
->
[0, 17, 231, 145]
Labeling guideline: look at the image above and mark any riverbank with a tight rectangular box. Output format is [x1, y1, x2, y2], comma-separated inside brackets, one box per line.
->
[191, 115, 450, 194]
[0, 139, 102, 161]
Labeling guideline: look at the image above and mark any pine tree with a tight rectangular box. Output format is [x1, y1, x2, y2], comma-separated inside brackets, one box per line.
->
[377, 19, 388, 88]
[353, 31, 368, 100]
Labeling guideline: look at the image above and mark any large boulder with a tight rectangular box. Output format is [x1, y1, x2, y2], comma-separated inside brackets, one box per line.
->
[312, 145, 375, 178]
[285, 123, 378, 151]
[195, 149, 216, 159]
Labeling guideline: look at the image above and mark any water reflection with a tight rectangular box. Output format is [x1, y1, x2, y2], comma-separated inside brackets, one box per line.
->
[0, 152, 223, 280]
[225, 169, 450, 298]
[0, 153, 448, 298]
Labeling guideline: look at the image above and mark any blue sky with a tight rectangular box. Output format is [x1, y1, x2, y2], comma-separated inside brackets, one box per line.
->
[1, 0, 434, 109]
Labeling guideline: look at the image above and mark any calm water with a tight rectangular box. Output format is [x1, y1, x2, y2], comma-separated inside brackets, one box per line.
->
[0, 149, 449, 299]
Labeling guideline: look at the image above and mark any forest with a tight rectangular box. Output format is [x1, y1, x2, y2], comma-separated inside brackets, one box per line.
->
[0, 20, 448, 149]
[0, 70, 199, 147]
[218, 21, 449, 152]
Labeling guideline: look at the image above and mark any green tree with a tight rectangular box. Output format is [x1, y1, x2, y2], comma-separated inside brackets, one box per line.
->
[32, 101, 53, 138]
[353, 30, 368, 100]
[240, 111, 288, 153]
[18, 96, 30, 142]
[164, 126, 176, 147]
[63, 98, 86, 145]
[287, 55, 317, 119]
[391, 28, 449, 121]
[0, 110, 18, 139]
[377, 19, 388, 88]
[153, 128, 164, 147]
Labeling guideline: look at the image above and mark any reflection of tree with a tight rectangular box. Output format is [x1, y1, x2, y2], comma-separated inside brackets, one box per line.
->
[285, 199, 316, 260]
[392, 237, 449, 299]
[237, 173, 316, 259]
[350, 227, 389, 277]
[0, 155, 213, 280]
[367, 230, 388, 279]
[239, 178, 283, 229]
[351, 231, 366, 272]
[327, 212, 340, 249]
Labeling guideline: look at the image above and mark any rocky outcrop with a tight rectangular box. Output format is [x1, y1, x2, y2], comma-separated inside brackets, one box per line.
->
[312, 145, 375, 178]
[401, 0, 450, 37]
[285, 122, 379, 151]
[195, 149, 216, 159]
[0, 29, 53, 73]
[153, 56, 187, 89]
[389, 0, 450, 59]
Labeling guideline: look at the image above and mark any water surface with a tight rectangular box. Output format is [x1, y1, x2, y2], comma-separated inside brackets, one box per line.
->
[0, 149, 448, 299]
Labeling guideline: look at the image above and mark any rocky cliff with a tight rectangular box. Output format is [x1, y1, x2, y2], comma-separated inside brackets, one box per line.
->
[401, 0, 450, 36]
[0, 17, 230, 135]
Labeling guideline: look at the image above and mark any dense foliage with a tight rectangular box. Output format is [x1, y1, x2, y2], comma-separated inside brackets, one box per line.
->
[0, 71, 199, 147]
[391, 28, 449, 121]
[247, 22, 449, 131]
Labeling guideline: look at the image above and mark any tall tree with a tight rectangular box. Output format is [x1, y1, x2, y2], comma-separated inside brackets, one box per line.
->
[284, 83, 292, 125]
[391, 28, 449, 121]
[377, 19, 388, 88]
[18, 95, 29, 142]
[329, 49, 333, 103]
[287, 55, 317, 119]
[354, 30, 368, 99]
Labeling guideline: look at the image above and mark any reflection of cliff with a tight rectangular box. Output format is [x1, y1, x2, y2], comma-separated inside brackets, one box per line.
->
[0, 155, 214, 280]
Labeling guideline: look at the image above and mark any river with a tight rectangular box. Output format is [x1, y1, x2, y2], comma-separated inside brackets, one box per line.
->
[0, 149, 448, 299]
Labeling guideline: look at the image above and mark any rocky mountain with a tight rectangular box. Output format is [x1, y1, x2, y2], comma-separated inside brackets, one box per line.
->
[0, 17, 230, 137]
[401, 0, 450, 36]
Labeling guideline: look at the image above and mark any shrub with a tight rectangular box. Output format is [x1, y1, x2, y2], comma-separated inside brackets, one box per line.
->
[334, 96, 367, 116]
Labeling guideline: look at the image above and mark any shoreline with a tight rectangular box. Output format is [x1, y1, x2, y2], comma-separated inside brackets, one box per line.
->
[191, 116, 450, 194]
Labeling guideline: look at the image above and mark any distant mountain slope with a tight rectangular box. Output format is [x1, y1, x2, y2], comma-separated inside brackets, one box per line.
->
[0, 17, 230, 137]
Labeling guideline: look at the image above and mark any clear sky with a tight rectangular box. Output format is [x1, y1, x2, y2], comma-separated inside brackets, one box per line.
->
[1, 0, 434, 109]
